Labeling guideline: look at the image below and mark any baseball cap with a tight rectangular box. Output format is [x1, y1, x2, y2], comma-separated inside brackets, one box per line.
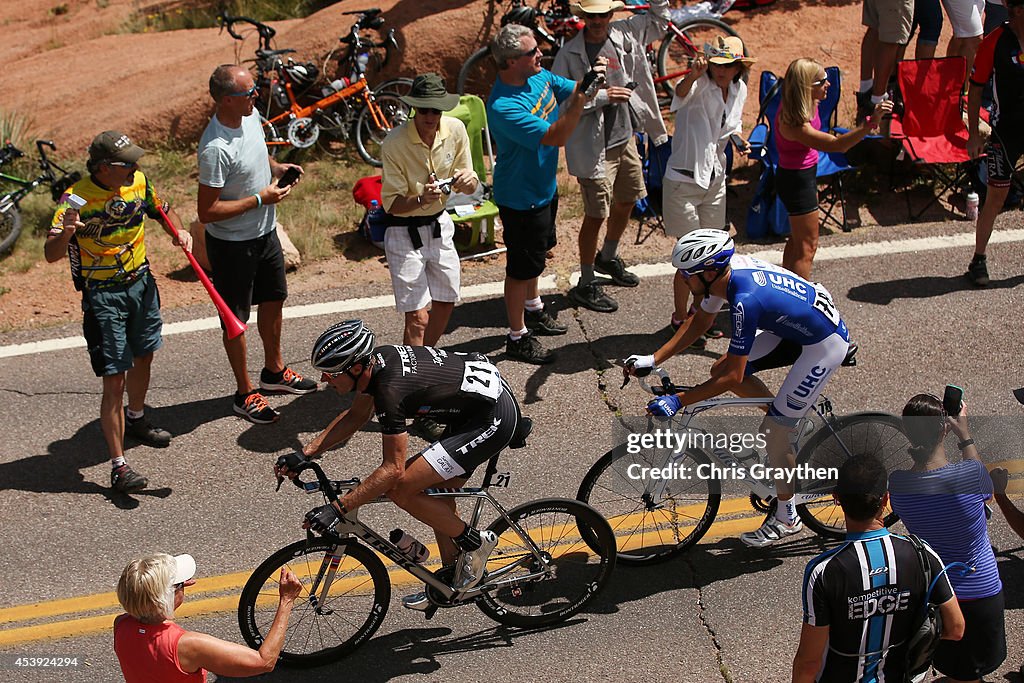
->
[172, 554, 197, 584]
[88, 131, 146, 165]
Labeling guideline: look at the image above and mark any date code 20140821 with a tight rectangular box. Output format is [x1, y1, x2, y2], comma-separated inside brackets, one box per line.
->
[1, 656, 81, 668]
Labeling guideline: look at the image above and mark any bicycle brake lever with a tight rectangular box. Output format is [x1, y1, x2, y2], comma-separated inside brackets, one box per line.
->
[620, 373, 630, 389]
[275, 473, 284, 492]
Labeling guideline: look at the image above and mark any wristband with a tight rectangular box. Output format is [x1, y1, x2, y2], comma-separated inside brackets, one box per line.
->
[864, 115, 873, 125]
[957, 438, 975, 450]
[337, 501, 349, 515]
[253, 193, 263, 209]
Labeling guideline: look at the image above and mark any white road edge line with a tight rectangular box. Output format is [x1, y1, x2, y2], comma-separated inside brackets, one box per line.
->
[2, 230, 1022, 360]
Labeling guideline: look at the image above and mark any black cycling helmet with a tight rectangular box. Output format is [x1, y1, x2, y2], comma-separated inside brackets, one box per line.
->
[310, 319, 376, 375]
[503, 5, 538, 27]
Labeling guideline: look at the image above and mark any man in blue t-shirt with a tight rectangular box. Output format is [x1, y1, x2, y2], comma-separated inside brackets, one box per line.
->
[486, 23, 604, 365]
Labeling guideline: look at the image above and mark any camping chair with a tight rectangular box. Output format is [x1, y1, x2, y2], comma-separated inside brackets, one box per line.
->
[891, 56, 972, 220]
[443, 94, 501, 250]
[633, 132, 672, 243]
[815, 66, 856, 231]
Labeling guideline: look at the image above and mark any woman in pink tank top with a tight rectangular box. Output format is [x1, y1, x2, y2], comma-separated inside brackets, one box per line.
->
[775, 58, 891, 279]
[113, 553, 302, 682]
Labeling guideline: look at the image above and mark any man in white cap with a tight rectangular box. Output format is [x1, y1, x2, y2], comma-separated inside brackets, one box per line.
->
[552, 0, 670, 314]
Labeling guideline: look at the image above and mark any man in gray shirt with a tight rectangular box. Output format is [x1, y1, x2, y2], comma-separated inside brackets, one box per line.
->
[197, 64, 316, 424]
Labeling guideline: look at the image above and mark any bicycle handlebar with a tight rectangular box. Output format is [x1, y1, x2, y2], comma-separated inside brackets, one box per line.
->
[275, 454, 362, 504]
[620, 365, 692, 396]
[217, 13, 276, 49]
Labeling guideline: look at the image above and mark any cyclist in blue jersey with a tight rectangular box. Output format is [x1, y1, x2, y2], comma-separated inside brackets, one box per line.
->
[624, 229, 851, 546]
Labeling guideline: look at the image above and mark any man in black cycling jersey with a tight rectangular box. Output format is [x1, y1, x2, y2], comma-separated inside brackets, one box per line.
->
[792, 455, 964, 683]
[284, 319, 522, 610]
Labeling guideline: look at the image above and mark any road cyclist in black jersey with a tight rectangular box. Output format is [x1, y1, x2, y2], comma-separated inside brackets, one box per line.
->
[276, 319, 524, 611]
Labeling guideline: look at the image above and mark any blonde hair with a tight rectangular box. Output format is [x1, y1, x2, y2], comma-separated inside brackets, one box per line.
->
[779, 58, 821, 128]
[117, 554, 176, 624]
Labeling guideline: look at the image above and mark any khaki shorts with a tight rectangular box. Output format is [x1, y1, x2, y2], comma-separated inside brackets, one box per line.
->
[862, 0, 914, 44]
[578, 140, 647, 219]
[662, 175, 727, 238]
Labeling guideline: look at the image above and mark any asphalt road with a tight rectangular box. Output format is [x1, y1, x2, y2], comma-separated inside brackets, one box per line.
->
[0, 219, 1022, 683]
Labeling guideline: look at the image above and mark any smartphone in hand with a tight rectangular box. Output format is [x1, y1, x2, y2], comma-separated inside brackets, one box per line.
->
[278, 166, 301, 188]
[943, 384, 964, 417]
[729, 133, 747, 150]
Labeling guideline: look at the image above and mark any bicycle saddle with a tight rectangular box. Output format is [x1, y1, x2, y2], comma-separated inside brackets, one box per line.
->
[256, 48, 296, 58]
[509, 417, 533, 449]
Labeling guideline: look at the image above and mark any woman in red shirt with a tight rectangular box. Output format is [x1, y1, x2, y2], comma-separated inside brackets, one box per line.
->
[114, 553, 301, 681]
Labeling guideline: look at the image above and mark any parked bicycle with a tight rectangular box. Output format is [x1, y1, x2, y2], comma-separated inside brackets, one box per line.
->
[238, 445, 616, 666]
[456, 0, 739, 106]
[218, 11, 411, 165]
[576, 362, 913, 565]
[0, 140, 80, 256]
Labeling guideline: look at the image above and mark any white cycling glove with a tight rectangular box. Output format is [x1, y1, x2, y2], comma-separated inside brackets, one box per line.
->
[624, 354, 655, 377]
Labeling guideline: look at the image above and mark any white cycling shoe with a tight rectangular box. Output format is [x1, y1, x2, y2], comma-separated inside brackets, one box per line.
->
[454, 530, 498, 591]
[740, 516, 803, 548]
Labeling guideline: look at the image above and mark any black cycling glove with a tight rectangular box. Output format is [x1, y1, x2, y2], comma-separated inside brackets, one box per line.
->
[305, 504, 342, 534]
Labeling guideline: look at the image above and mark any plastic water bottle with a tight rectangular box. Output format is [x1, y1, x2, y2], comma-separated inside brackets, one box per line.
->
[367, 199, 386, 247]
[356, 52, 370, 75]
[966, 191, 980, 221]
[878, 93, 892, 138]
[389, 528, 429, 563]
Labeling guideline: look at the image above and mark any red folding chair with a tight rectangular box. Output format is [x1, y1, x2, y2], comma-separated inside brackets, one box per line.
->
[892, 56, 972, 220]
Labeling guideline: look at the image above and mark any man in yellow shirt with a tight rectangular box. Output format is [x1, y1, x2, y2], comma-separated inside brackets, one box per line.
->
[380, 73, 478, 347]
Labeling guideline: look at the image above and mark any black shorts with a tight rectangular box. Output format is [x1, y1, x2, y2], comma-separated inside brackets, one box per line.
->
[417, 380, 521, 480]
[985, 125, 1024, 188]
[933, 590, 1006, 680]
[205, 230, 288, 325]
[776, 166, 819, 216]
[498, 194, 558, 281]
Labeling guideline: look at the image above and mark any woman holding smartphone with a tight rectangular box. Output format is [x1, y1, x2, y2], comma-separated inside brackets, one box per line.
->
[775, 58, 891, 279]
[662, 35, 753, 336]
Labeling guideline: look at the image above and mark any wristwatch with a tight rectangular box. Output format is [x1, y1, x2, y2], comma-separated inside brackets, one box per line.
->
[957, 438, 975, 450]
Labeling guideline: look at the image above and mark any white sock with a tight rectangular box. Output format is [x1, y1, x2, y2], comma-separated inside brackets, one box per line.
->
[112, 456, 126, 468]
[509, 327, 528, 341]
[859, 79, 873, 94]
[126, 408, 144, 421]
[776, 498, 797, 525]
[870, 94, 885, 105]
[524, 297, 543, 312]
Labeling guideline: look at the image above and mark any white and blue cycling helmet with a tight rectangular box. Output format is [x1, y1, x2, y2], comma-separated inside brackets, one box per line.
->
[671, 229, 735, 276]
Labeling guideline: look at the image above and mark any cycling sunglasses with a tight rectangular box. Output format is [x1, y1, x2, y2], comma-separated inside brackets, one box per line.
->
[810, 77, 828, 87]
[229, 84, 259, 98]
[105, 160, 137, 169]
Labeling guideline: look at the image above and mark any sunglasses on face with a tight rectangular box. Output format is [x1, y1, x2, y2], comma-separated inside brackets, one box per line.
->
[586, 10, 612, 18]
[173, 582, 185, 591]
[417, 108, 442, 116]
[106, 161, 137, 169]
[229, 84, 259, 98]
[516, 45, 541, 59]
[811, 77, 828, 87]
[322, 368, 360, 382]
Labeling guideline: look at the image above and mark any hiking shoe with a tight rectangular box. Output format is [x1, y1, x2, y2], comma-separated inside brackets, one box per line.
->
[410, 416, 446, 441]
[569, 281, 618, 313]
[739, 516, 803, 548]
[525, 307, 568, 336]
[125, 414, 171, 448]
[259, 367, 318, 395]
[234, 391, 280, 424]
[595, 254, 640, 287]
[506, 333, 553, 365]
[111, 464, 148, 493]
[455, 530, 498, 591]
[402, 591, 431, 611]
[965, 258, 990, 287]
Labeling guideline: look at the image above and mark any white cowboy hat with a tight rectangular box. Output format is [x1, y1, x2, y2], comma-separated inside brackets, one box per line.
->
[571, 0, 626, 15]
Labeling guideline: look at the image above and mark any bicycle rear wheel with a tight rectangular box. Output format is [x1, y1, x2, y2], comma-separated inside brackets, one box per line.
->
[0, 200, 23, 256]
[354, 92, 410, 167]
[374, 77, 414, 98]
[795, 413, 911, 539]
[577, 444, 720, 565]
[477, 498, 615, 628]
[656, 18, 739, 103]
[238, 538, 390, 667]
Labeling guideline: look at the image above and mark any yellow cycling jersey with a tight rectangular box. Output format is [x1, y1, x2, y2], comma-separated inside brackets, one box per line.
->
[50, 172, 165, 290]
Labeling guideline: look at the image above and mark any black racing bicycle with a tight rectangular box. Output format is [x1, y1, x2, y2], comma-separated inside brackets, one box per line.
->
[239, 437, 616, 666]
[0, 140, 80, 256]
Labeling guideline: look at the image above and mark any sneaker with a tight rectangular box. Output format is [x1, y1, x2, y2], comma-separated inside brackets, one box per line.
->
[455, 530, 498, 591]
[855, 91, 873, 125]
[525, 307, 568, 336]
[111, 464, 148, 493]
[739, 516, 803, 548]
[506, 333, 553, 365]
[568, 281, 618, 313]
[594, 254, 640, 287]
[259, 367, 318, 395]
[125, 414, 171, 448]
[410, 416, 446, 441]
[965, 258, 990, 287]
[401, 591, 431, 611]
[234, 391, 280, 424]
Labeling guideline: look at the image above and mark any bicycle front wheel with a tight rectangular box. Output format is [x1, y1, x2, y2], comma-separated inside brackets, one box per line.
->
[656, 19, 739, 102]
[457, 46, 495, 98]
[477, 498, 616, 628]
[238, 538, 390, 667]
[0, 200, 23, 256]
[795, 413, 911, 539]
[577, 444, 720, 565]
[373, 77, 414, 98]
[354, 92, 410, 167]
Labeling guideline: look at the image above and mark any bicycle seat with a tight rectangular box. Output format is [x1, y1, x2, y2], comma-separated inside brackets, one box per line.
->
[842, 342, 858, 367]
[256, 48, 296, 58]
[509, 416, 533, 449]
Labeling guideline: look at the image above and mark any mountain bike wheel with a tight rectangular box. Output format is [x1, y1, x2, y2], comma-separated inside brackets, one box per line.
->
[476, 498, 615, 628]
[374, 77, 414, 98]
[656, 18, 739, 103]
[238, 538, 390, 667]
[577, 444, 720, 565]
[354, 92, 410, 167]
[261, 114, 288, 159]
[0, 200, 23, 256]
[457, 47, 494, 98]
[795, 413, 910, 539]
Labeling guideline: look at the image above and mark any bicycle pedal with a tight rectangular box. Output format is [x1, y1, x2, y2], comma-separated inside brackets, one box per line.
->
[424, 605, 438, 620]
